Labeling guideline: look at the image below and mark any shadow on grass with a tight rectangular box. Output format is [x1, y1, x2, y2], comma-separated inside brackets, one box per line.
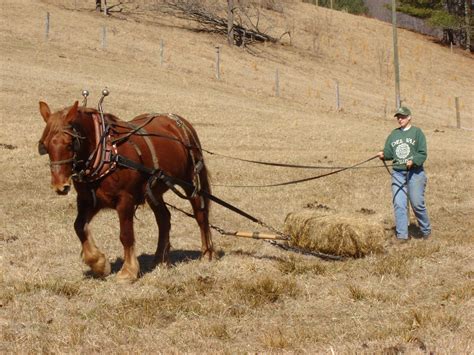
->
[101, 249, 226, 277]
[83, 248, 228, 279]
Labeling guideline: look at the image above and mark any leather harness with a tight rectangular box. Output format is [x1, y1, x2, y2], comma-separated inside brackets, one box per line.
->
[72, 113, 205, 207]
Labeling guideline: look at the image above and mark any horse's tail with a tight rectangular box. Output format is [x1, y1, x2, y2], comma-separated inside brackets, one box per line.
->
[197, 151, 211, 214]
[183, 120, 214, 258]
[183, 120, 211, 214]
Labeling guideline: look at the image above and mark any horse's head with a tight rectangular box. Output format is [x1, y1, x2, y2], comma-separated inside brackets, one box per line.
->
[38, 101, 81, 195]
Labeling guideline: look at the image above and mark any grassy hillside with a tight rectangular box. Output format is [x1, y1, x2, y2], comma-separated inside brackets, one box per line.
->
[1, 0, 473, 352]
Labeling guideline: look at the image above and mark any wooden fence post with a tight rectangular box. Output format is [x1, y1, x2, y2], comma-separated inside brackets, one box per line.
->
[215, 46, 221, 80]
[101, 26, 107, 49]
[103, 0, 108, 15]
[455, 96, 461, 128]
[335, 80, 341, 110]
[275, 68, 280, 97]
[45, 12, 50, 41]
[160, 39, 164, 66]
[392, 0, 401, 109]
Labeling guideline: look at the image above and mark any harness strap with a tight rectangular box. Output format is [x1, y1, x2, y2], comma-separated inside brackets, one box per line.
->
[114, 154, 187, 205]
[146, 175, 161, 207]
[121, 118, 162, 205]
[114, 154, 256, 222]
[115, 155, 155, 175]
[122, 118, 160, 170]
[127, 140, 143, 158]
[50, 157, 75, 166]
[111, 115, 156, 145]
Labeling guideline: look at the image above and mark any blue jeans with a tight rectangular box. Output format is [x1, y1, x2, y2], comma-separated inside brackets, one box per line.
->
[391, 168, 431, 239]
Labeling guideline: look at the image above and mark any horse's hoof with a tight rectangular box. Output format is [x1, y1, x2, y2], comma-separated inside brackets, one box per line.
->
[153, 255, 170, 267]
[116, 267, 138, 283]
[116, 275, 136, 284]
[89, 255, 111, 278]
[201, 248, 214, 261]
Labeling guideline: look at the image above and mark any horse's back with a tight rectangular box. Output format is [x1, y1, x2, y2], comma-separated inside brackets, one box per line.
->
[126, 113, 199, 177]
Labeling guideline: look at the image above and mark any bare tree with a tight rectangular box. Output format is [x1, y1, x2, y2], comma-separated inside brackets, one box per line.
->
[162, 0, 284, 47]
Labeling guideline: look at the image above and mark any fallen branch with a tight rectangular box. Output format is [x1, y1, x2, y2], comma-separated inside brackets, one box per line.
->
[162, 0, 279, 46]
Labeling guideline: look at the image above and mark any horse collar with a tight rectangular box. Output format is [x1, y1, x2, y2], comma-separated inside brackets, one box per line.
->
[73, 113, 118, 182]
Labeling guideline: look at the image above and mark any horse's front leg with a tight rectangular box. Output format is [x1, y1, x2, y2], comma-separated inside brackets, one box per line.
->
[116, 194, 140, 282]
[74, 200, 111, 278]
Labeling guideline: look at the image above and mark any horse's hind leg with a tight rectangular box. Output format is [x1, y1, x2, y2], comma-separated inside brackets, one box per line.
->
[189, 195, 213, 261]
[148, 195, 171, 265]
[74, 201, 111, 278]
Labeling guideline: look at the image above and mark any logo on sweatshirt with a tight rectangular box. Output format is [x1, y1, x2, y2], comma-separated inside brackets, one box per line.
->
[395, 143, 410, 159]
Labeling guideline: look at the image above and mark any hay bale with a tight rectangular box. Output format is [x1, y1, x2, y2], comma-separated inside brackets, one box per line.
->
[284, 210, 386, 258]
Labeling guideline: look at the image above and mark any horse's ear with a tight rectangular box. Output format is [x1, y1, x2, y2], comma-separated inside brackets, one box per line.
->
[65, 101, 79, 123]
[39, 101, 51, 123]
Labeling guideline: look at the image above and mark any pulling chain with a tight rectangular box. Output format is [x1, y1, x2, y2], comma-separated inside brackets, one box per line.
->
[164, 202, 288, 240]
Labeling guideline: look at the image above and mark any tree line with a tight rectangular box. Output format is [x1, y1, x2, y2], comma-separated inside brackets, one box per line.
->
[397, 0, 472, 51]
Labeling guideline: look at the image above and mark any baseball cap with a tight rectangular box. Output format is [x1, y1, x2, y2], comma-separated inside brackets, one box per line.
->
[394, 106, 411, 117]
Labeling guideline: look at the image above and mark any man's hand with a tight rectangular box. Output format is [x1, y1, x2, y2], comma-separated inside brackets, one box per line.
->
[377, 151, 384, 160]
[406, 160, 414, 169]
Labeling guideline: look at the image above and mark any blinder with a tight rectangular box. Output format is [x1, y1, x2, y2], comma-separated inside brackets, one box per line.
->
[72, 136, 81, 153]
[38, 126, 84, 167]
[38, 141, 48, 155]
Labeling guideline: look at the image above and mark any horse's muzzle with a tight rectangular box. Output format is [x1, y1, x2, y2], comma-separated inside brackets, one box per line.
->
[54, 184, 71, 195]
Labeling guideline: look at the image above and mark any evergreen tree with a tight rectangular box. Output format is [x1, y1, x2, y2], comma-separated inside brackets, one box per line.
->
[397, 0, 473, 51]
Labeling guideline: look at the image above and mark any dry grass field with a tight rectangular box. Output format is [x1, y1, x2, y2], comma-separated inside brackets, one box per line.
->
[1, 0, 473, 352]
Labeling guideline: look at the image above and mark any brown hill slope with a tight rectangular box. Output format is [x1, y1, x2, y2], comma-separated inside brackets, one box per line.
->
[1, 0, 473, 353]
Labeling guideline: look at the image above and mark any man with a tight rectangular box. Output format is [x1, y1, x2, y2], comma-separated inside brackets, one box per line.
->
[377, 106, 431, 241]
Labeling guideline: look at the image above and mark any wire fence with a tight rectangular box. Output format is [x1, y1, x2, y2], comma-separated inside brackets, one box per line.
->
[41, 10, 473, 130]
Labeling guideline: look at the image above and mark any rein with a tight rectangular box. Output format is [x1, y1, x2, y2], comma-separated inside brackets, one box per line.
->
[109, 128, 392, 171]
[214, 155, 380, 188]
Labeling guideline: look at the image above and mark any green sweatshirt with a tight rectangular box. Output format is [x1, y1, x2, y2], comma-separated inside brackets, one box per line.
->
[382, 126, 427, 171]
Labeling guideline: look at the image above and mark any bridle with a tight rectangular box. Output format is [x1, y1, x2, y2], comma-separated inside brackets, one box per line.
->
[39, 89, 118, 183]
[38, 125, 85, 169]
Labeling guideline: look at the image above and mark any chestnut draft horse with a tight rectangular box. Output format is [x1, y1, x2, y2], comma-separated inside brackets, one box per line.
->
[38, 101, 213, 282]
